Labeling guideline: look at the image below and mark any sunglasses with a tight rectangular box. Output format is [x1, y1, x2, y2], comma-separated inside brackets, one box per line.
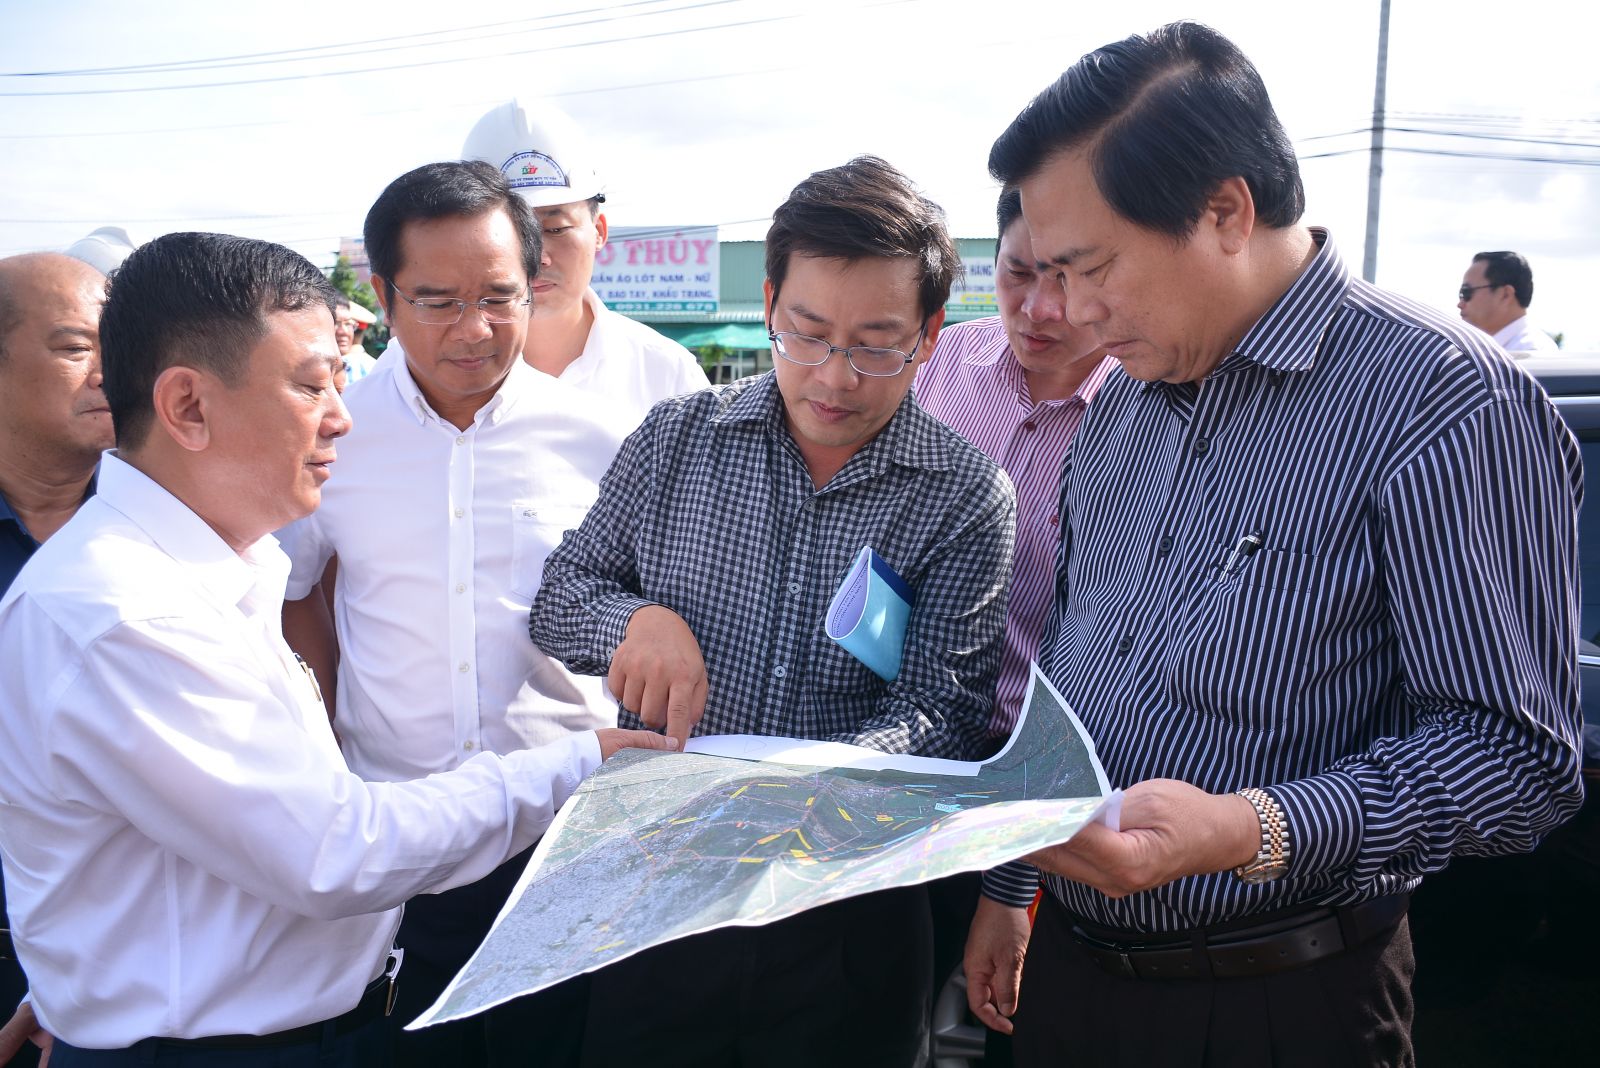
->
[1458, 283, 1501, 302]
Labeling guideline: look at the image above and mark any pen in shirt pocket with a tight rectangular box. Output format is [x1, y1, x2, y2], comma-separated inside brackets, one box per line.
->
[1220, 530, 1264, 578]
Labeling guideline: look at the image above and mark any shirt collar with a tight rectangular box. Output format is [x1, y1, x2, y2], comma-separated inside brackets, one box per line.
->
[1230, 227, 1349, 375]
[1071, 356, 1118, 406]
[388, 348, 522, 428]
[0, 487, 21, 529]
[0, 464, 101, 539]
[92, 452, 271, 610]
[710, 371, 954, 473]
[969, 321, 1115, 409]
[1492, 315, 1532, 347]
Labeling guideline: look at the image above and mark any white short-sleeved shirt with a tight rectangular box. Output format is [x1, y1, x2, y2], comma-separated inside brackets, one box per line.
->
[0, 454, 597, 1046]
[377, 289, 707, 431]
[1493, 314, 1560, 354]
[560, 289, 708, 426]
[279, 354, 629, 782]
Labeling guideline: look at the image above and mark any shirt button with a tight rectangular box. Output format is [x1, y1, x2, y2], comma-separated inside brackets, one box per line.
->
[1114, 636, 1133, 656]
[454, 508, 465, 518]
[773, 665, 787, 679]
[1022, 421, 1037, 432]
[455, 583, 466, 594]
[1048, 514, 1059, 528]
[787, 582, 802, 596]
[1193, 437, 1210, 457]
[458, 661, 470, 673]
[463, 740, 475, 751]
[1157, 535, 1173, 557]
[455, 435, 466, 445]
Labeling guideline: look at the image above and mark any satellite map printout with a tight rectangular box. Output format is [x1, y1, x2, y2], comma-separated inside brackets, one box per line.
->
[413, 663, 1115, 1028]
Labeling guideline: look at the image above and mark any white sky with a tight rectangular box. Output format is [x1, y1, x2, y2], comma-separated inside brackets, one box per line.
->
[2, 0, 1595, 344]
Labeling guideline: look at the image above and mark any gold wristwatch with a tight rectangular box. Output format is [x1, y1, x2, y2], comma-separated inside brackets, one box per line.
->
[1234, 787, 1290, 884]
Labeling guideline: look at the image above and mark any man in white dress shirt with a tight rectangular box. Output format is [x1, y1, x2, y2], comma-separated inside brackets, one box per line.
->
[1457, 250, 1559, 353]
[276, 160, 637, 1066]
[0, 231, 671, 1066]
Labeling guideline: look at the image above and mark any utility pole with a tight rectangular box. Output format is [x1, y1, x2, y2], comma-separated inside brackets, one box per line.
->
[1362, 0, 1392, 283]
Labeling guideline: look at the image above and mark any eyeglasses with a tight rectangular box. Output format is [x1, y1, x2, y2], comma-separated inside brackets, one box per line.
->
[389, 285, 531, 326]
[768, 326, 927, 378]
[1458, 283, 1502, 302]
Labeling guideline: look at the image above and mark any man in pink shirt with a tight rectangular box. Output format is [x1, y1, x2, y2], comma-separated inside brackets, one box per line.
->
[916, 188, 1113, 746]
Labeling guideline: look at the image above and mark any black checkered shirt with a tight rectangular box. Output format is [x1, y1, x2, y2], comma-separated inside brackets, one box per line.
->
[531, 371, 1016, 759]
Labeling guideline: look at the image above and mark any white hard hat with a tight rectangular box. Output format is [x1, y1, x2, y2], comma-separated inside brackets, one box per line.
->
[64, 225, 139, 276]
[462, 98, 605, 209]
[340, 301, 377, 326]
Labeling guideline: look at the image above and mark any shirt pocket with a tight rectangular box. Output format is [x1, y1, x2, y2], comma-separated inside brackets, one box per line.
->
[1170, 546, 1329, 734]
[510, 502, 589, 602]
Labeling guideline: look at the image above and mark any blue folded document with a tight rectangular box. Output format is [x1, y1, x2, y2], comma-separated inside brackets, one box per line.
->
[826, 546, 915, 682]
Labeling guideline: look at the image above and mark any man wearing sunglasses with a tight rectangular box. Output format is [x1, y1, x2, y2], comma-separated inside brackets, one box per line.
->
[1457, 250, 1559, 353]
[533, 156, 1017, 1066]
[277, 161, 635, 1067]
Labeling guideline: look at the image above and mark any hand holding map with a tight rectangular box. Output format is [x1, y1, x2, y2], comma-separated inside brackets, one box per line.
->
[414, 663, 1117, 1029]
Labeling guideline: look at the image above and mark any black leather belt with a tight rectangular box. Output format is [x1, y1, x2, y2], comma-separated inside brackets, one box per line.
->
[155, 964, 398, 1049]
[0, 928, 14, 963]
[1068, 893, 1409, 981]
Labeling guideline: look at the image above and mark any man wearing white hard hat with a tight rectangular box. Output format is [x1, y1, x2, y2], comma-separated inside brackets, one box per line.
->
[63, 226, 138, 277]
[460, 97, 707, 423]
[331, 294, 378, 384]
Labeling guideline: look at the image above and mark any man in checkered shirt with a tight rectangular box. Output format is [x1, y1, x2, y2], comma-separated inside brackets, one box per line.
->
[532, 156, 1016, 1067]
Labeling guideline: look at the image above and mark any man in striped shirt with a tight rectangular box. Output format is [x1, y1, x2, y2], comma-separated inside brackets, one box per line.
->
[916, 187, 1112, 746]
[964, 22, 1584, 1066]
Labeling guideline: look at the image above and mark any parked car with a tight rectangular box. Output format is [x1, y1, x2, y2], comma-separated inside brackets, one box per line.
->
[1409, 353, 1600, 1064]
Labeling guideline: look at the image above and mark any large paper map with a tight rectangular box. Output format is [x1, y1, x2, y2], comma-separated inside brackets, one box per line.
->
[413, 664, 1115, 1028]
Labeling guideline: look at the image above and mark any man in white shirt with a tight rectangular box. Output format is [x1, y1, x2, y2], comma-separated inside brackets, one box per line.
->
[1457, 250, 1559, 353]
[460, 97, 707, 425]
[277, 161, 635, 1067]
[0, 250, 117, 1068]
[331, 295, 377, 384]
[0, 231, 671, 1066]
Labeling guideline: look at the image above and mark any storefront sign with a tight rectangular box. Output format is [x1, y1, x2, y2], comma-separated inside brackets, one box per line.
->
[946, 255, 997, 313]
[593, 226, 719, 313]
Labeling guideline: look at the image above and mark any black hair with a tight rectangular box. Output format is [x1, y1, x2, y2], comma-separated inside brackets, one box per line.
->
[988, 21, 1305, 239]
[101, 232, 338, 448]
[765, 156, 959, 322]
[1474, 250, 1535, 307]
[364, 161, 543, 298]
[996, 187, 1024, 243]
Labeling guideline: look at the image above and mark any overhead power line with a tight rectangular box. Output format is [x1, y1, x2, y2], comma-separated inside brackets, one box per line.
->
[0, 0, 681, 77]
[1301, 145, 1600, 166]
[1300, 125, 1600, 150]
[1, 0, 740, 78]
[0, 63, 802, 141]
[0, 6, 804, 97]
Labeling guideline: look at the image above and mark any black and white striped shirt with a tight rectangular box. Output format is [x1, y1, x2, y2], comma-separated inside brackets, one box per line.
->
[983, 230, 1586, 932]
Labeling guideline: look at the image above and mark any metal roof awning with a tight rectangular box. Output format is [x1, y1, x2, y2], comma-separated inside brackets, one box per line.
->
[656, 322, 772, 349]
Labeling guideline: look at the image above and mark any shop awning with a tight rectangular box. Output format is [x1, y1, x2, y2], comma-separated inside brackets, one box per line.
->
[662, 322, 772, 350]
